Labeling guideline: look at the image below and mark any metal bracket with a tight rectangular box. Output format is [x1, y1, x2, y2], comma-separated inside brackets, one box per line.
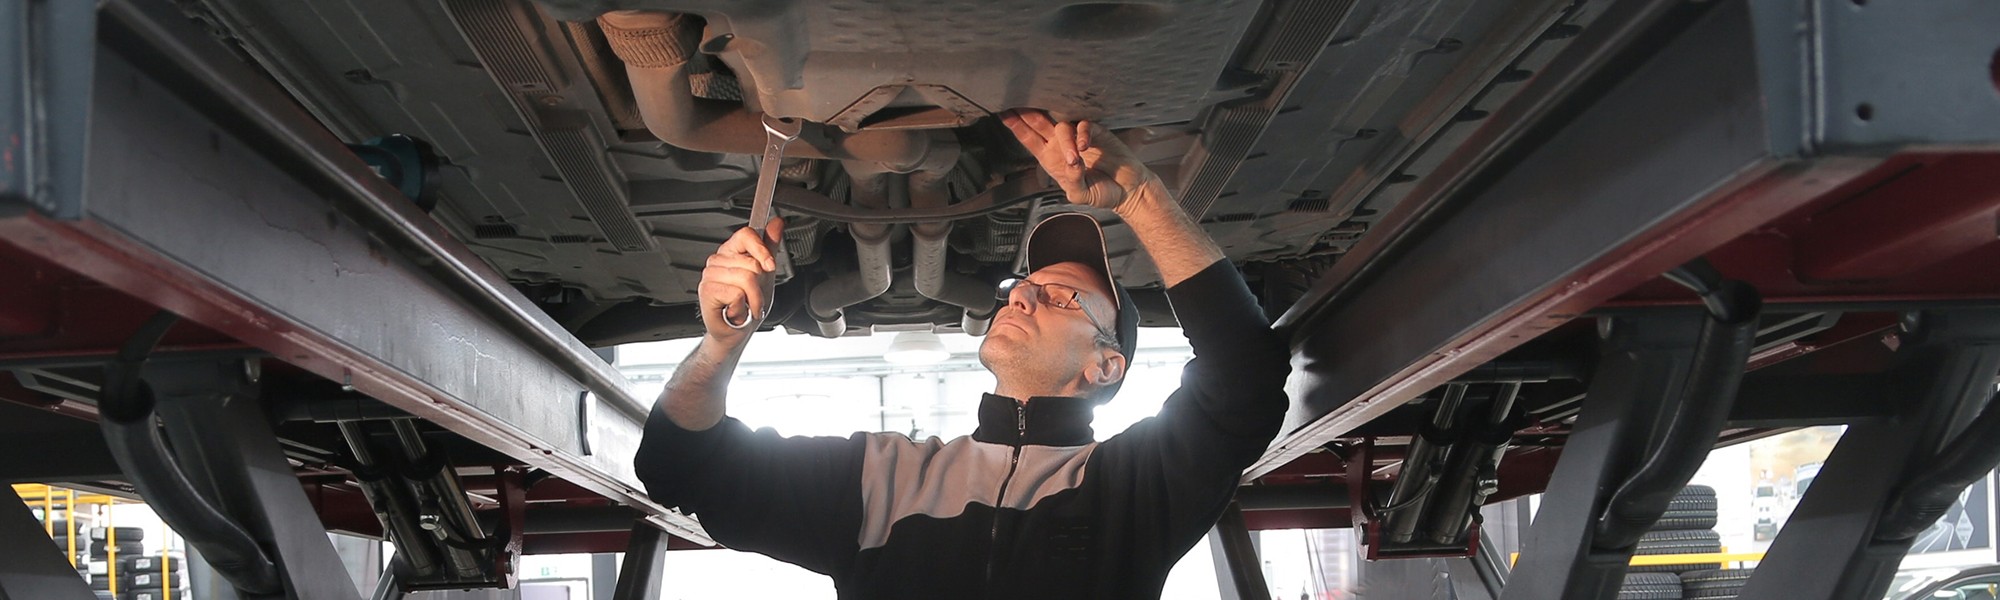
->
[1213, 503, 1275, 600]
[0, 0, 96, 219]
[494, 467, 528, 589]
[610, 524, 669, 600]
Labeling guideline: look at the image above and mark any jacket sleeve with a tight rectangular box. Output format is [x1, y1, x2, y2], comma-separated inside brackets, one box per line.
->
[634, 406, 865, 577]
[1095, 259, 1293, 553]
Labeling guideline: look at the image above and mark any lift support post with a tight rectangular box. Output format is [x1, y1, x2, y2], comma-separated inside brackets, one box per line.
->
[1500, 314, 1706, 600]
[1739, 310, 2000, 600]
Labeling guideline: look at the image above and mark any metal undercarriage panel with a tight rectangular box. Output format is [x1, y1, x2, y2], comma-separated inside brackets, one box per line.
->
[182, 0, 1595, 345]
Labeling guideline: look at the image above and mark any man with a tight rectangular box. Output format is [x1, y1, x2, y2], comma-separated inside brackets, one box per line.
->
[635, 110, 1292, 598]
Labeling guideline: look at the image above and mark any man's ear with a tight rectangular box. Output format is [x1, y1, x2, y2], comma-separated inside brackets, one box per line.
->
[1090, 350, 1127, 387]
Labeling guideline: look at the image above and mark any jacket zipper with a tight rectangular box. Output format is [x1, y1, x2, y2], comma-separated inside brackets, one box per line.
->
[986, 402, 1028, 590]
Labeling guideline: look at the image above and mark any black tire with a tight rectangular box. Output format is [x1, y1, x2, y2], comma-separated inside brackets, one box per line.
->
[1654, 514, 1720, 530]
[1680, 568, 1753, 587]
[1637, 529, 1721, 547]
[120, 554, 184, 573]
[1665, 497, 1719, 513]
[87, 527, 145, 542]
[1676, 485, 1717, 500]
[87, 541, 145, 558]
[122, 571, 184, 588]
[1680, 568, 1752, 599]
[1631, 530, 1723, 573]
[1618, 572, 1684, 600]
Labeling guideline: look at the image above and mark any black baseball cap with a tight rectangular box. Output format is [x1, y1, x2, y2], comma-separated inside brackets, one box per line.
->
[1024, 212, 1140, 401]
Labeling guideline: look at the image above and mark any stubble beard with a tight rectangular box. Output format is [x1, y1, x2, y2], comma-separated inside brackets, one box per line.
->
[979, 334, 1076, 397]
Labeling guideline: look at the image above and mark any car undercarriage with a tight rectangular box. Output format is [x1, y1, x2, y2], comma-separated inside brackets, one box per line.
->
[2, 0, 1998, 598]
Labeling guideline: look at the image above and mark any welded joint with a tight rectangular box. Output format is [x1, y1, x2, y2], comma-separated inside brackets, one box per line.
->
[494, 467, 528, 588]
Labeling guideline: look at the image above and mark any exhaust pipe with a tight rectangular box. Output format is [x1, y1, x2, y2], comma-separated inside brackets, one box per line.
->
[597, 11, 952, 171]
[805, 167, 897, 337]
[910, 160, 997, 335]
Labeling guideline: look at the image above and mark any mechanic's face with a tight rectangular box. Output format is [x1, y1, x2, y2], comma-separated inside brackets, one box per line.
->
[979, 262, 1124, 399]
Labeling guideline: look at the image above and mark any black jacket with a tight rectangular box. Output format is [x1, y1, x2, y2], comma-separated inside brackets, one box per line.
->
[635, 260, 1292, 599]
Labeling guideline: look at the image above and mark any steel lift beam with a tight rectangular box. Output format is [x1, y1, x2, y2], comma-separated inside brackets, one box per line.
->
[1255, 0, 2000, 480]
[1266, 0, 2000, 597]
[0, 0, 706, 543]
[0, 1, 695, 596]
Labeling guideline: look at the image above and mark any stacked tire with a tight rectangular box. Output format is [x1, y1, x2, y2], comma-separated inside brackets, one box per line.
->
[1615, 485, 1726, 600]
[1679, 567, 1754, 600]
[1618, 573, 1683, 600]
[86, 526, 146, 562]
[117, 553, 188, 600]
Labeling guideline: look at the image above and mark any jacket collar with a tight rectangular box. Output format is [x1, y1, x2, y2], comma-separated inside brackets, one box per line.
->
[972, 393, 1097, 447]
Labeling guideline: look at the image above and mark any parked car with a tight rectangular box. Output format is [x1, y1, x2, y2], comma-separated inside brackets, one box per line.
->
[1887, 565, 2000, 600]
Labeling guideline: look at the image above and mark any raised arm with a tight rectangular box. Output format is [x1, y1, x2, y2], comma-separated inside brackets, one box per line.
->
[637, 216, 865, 576]
[1003, 110, 1292, 555]
[657, 219, 784, 430]
[999, 110, 1222, 285]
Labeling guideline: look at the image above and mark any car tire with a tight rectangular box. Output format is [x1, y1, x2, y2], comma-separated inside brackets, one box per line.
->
[1654, 514, 1720, 530]
[1630, 530, 1723, 573]
[1679, 568, 1752, 599]
[1618, 572, 1684, 599]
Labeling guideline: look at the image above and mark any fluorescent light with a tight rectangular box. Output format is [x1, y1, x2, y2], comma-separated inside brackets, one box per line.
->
[884, 331, 950, 365]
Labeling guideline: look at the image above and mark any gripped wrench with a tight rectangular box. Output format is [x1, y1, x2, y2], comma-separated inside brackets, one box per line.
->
[723, 114, 802, 329]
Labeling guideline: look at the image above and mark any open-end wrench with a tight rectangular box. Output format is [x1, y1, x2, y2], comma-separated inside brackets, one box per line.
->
[724, 114, 802, 329]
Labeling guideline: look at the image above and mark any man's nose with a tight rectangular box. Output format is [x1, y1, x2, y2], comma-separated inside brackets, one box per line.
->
[1006, 286, 1037, 314]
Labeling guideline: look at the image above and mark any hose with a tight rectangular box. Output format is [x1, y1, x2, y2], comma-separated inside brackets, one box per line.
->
[97, 311, 285, 595]
[1876, 392, 2000, 542]
[1594, 260, 1761, 550]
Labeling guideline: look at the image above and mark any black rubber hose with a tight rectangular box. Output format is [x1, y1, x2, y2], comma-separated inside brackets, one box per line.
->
[1662, 259, 1750, 323]
[98, 312, 285, 595]
[1876, 392, 2000, 542]
[1593, 270, 1761, 550]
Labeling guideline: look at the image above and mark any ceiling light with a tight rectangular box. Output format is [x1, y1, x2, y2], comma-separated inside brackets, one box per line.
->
[884, 331, 950, 365]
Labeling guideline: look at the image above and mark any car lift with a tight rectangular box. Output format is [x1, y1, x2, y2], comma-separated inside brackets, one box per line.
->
[2, 0, 1998, 599]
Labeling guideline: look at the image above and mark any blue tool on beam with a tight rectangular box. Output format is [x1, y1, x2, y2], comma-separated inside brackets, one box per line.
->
[346, 134, 439, 212]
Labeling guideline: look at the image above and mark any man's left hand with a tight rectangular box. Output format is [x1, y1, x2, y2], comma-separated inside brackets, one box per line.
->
[1001, 109, 1163, 213]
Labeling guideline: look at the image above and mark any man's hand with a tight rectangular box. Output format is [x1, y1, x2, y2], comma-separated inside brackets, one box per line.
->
[1000, 109, 1165, 213]
[698, 218, 785, 343]
[1001, 109, 1225, 287]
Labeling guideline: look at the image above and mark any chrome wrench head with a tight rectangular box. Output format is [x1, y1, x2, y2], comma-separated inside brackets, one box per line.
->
[725, 114, 805, 330]
[748, 115, 803, 230]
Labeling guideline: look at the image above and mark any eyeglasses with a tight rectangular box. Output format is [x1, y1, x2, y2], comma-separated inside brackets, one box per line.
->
[995, 278, 1118, 346]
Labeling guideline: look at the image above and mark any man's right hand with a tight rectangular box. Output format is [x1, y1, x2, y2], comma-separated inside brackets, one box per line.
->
[699, 218, 785, 343]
